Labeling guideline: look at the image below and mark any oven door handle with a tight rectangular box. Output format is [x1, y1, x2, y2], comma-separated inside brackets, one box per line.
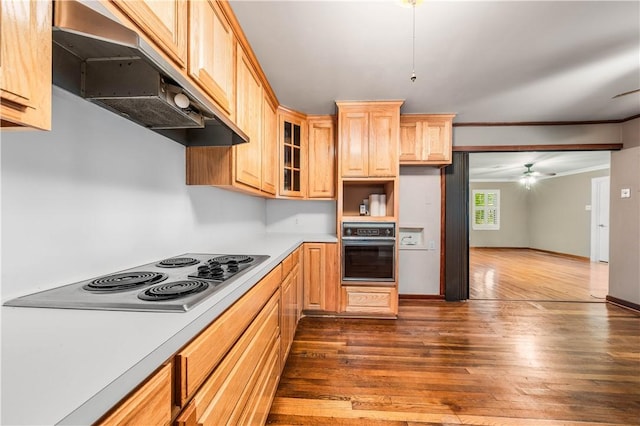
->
[341, 238, 396, 246]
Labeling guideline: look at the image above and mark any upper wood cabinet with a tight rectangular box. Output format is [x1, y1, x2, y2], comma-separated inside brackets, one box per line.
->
[188, 0, 235, 117]
[307, 116, 336, 199]
[262, 95, 279, 195]
[337, 101, 403, 178]
[0, 0, 51, 130]
[278, 107, 307, 197]
[112, 0, 187, 68]
[399, 114, 455, 166]
[235, 44, 263, 191]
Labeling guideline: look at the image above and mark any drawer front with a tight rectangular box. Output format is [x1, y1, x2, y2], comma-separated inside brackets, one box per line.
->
[281, 252, 293, 278]
[237, 335, 281, 425]
[176, 264, 281, 405]
[176, 291, 280, 426]
[341, 286, 398, 316]
[97, 363, 172, 426]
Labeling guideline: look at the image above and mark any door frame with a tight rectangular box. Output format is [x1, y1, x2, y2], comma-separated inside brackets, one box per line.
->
[443, 143, 621, 301]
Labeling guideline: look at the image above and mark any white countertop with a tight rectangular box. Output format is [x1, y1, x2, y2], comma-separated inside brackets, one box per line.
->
[1, 233, 336, 425]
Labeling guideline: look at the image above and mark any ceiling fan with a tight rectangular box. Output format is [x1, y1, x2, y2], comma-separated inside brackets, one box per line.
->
[519, 163, 556, 189]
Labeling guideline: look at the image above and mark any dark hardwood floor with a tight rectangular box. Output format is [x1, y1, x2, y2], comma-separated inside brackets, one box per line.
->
[268, 300, 640, 425]
[470, 248, 609, 301]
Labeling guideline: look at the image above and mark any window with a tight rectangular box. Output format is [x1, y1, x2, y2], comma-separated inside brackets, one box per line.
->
[472, 189, 500, 230]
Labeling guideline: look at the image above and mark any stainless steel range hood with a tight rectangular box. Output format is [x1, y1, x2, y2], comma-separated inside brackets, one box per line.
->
[52, 0, 248, 146]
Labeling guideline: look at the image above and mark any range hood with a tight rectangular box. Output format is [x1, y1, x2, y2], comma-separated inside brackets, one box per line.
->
[52, 0, 248, 146]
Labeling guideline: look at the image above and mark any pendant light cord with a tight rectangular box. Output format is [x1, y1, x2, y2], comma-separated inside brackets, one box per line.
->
[411, 0, 417, 82]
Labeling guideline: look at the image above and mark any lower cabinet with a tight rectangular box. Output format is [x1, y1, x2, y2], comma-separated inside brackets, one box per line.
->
[95, 247, 308, 426]
[96, 362, 172, 426]
[280, 248, 300, 367]
[303, 243, 339, 313]
[341, 285, 398, 317]
[175, 291, 280, 426]
[175, 265, 282, 407]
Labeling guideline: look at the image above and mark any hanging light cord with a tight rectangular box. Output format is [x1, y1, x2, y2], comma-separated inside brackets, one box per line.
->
[410, 0, 417, 82]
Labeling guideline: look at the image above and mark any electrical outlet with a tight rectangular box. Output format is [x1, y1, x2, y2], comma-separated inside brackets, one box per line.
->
[428, 240, 436, 250]
[621, 188, 631, 198]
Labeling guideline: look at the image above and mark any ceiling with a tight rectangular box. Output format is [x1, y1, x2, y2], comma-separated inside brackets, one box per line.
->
[229, 1, 640, 123]
[468, 151, 610, 181]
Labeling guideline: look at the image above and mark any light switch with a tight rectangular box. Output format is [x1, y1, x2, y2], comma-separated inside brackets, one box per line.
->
[585, 205, 592, 211]
[621, 188, 631, 198]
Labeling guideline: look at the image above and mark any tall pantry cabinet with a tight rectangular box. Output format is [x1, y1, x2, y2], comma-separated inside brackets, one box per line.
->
[336, 100, 403, 318]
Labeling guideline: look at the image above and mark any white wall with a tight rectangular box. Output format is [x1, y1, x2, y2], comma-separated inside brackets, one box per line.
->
[609, 118, 640, 305]
[528, 169, 609, 257]
[265, 199, 336, 234]
[398, 167, 441, 295]
[1, 87, 267, 300]
[454, 123, 621, 146]
[469, 182, 530, 248]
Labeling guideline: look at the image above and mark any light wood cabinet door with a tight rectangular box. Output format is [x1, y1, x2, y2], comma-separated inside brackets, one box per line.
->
[97, 363, 172, 426]
[113, 0, 187, 68]
[339, 111, 369, 177]
[399, 114, 454, 165]
[262, 95, 278, 195]
[368, 108, 399, 177]
[280, 270, 295, 367]
[303, 243, 338, 313]
[307, 116, 336, 198]
[399, 120, 419, 162]
[295, 249, 304, 323]
[188, 0, 234, 116]
[278, 108, 307, 197]
[338, 101, 402, 178]
[422, 117, 453, 164]
[0, 0, 51, 130]
[235, 45, 263, 190]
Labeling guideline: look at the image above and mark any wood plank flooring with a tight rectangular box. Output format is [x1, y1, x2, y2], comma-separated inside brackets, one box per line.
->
[470, 248, 609, 301]
[268, 301, 640, 425]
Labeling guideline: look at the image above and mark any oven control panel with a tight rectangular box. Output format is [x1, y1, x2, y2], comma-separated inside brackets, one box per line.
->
[342, 222, 395, 238]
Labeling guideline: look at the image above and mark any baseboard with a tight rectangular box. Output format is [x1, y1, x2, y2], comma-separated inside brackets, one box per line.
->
[399, 294, 445, 300]
[606, 295, 640, 313]
[470, 246, 590, 262]
[530, 248, 590, 262]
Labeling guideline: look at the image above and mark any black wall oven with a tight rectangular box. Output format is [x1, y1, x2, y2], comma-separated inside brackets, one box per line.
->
[341, 222, 396, 284]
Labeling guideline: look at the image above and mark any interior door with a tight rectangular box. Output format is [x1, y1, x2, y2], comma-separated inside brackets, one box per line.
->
[592, 176, 610, 262]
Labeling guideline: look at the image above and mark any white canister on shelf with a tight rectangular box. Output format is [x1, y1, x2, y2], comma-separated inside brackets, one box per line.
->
[379, 194, 387, 216]
[369, 194, 380, 216]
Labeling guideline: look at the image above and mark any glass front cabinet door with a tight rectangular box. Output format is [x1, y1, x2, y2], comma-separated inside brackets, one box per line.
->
[279, 108, 306, 197]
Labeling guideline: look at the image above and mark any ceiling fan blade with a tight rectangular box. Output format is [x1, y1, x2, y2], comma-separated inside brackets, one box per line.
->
[612, 89, 640, 99]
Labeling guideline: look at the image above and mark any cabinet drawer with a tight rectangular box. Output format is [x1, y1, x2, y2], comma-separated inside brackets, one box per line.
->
[341, 286, 398, 316]
[281, 252, 293, 278]
[237, 335, 281, 425]
[175, 292, 280, 426]
[175, 264, 281, 406]
[97, 363, 172, 426]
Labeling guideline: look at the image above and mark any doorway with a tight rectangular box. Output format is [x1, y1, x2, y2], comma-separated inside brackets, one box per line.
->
[444, 150, 613, 302]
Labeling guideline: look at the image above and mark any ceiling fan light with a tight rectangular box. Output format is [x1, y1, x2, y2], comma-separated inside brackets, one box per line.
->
[520, 176, 536, 190]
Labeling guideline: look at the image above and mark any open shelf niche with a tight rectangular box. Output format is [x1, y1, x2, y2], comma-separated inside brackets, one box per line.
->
[340, 178, 397, 221]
